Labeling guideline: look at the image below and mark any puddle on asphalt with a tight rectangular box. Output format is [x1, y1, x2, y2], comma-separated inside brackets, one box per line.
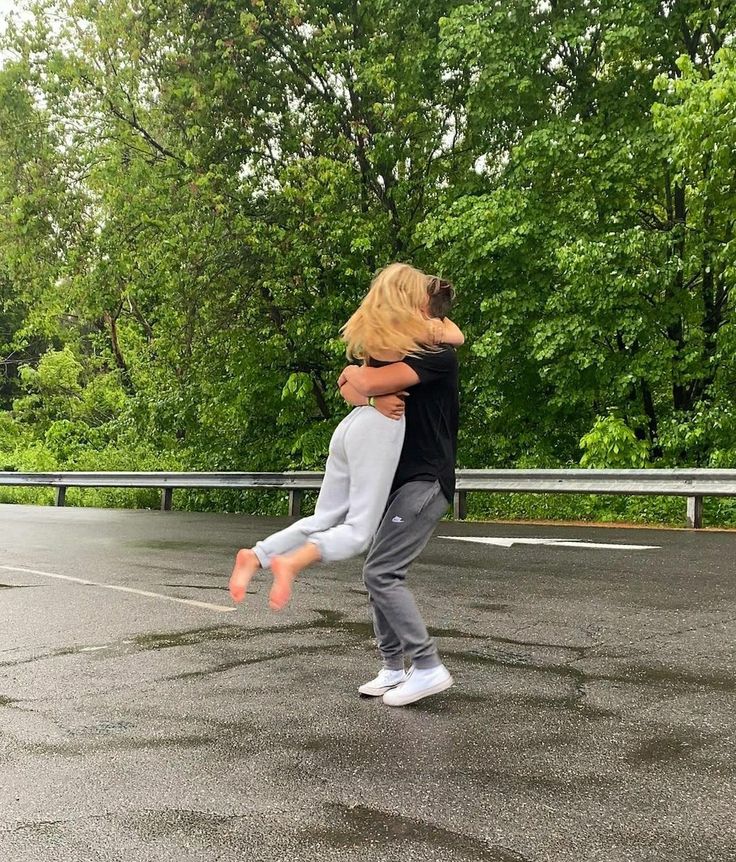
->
[169, 643, 346, 681]
[132, 609, 373, 652]
[470, 602, 511, 612]
[307, 803, 532, 861]
[627, 731, 709, 764]
[309, 610, 374, 639]
[69, 609, 488, 660]
[11, 604, 734, 699]
[134, 626, 239, 650]
[618, 664, 736, 692]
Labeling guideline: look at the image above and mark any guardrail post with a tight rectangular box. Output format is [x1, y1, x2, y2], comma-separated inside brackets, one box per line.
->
[288, 489, 303, 517]
[687, 496, 703, 529]
[453, 490, 467, 520]
[54, 486, 67, 507]
[161, 488, 173, 511]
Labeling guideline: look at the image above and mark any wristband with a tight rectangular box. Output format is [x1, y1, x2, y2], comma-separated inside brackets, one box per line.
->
[368, 396, 376, 408]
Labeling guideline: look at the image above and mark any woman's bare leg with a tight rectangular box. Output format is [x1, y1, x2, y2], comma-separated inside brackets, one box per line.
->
[269, 542, 322, 610]
[228, 548, 261, 603]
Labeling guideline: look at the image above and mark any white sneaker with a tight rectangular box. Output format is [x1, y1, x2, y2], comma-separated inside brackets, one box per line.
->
[358, 668, 407, 697]
[382, 664, 453, 706]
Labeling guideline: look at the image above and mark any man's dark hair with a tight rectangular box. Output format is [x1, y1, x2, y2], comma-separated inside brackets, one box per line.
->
[427, 277, 455, 320]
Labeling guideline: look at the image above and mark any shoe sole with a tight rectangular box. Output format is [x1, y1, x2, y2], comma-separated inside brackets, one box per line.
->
[358, 681, 403, 697]
[382, 675, 454, 707]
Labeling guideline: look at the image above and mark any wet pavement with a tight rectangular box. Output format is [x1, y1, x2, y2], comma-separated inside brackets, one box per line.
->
[0, 504, 735, 861]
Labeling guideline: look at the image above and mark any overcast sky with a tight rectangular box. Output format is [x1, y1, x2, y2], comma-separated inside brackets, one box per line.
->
[0, 0, 33, 67]
[0, 0, 30, 29]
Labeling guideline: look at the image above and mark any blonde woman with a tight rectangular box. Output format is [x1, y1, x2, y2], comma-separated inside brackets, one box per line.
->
[228, 262, 464, 612]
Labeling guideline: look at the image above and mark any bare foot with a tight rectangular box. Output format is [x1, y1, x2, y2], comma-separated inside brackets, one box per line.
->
[229, 548, 260, 603]
[269, 556, 297, 611]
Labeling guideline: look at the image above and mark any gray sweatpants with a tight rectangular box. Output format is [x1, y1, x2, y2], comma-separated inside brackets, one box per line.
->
[362, 480, 450, 670]
[253, 407, 405, 567]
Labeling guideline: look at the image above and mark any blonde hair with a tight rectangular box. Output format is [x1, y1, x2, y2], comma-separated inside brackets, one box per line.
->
[341, 262, 433, 361]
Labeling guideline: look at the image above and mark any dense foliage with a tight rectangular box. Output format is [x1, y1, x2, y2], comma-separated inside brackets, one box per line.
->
[1, 1, 735, 521]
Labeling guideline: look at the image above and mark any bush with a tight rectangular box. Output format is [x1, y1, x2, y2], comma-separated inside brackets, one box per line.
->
[580, 415, 650, 468]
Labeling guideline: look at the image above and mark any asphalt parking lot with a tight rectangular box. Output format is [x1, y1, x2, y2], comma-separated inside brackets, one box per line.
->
[1, 504, 735, 862]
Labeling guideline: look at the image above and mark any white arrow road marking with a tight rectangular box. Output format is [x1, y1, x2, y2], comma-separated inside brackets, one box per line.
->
[0, 565, 237, 613]
[439, 536, 660, 550]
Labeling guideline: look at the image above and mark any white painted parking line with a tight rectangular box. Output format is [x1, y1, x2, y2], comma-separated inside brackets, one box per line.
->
[439, 536, 660, 550]
[0, 565, 237, 613]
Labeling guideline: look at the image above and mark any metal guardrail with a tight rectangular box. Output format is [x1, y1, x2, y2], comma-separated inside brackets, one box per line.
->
[0, 471, 324, 518]
[451, 469, 736, 528]
[2, 469, 736, 528]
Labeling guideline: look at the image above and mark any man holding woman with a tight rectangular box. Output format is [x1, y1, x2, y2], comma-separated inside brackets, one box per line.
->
[339, 275, 460, 705]
[229, 264, 460, 706]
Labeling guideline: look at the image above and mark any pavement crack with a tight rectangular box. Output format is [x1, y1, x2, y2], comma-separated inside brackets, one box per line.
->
[637, 613, 736, 646]
[166, 642, 345, 681]
[0, 819, 65, 835]
[444, 646, 736, 695]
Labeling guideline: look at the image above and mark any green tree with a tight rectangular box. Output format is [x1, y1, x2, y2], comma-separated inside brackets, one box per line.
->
[1, 0, 735, 519]
[427, 0, 736, 467]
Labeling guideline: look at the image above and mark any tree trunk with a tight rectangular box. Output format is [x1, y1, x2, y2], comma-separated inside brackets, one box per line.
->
[668, 181, 689, 412]
[102, 307, 134, 394]
[640, 380, 661, 458]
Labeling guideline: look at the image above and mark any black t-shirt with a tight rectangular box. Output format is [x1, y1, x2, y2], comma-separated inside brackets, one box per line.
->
[387, 347, 459, 503]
